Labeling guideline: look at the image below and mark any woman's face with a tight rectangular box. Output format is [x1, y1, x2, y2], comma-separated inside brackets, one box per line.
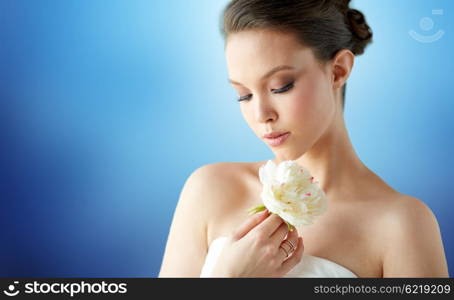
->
[225, 29, 338, 161]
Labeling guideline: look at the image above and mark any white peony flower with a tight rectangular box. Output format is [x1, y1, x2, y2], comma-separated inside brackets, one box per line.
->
[247, 160, 328, 230]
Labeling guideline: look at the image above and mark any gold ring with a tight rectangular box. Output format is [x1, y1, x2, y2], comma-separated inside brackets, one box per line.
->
[282, 240, 295, 252]
[279, 245, 289, 258]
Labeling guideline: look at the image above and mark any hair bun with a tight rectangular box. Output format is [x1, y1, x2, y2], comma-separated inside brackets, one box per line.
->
[346, 8, 373, 55]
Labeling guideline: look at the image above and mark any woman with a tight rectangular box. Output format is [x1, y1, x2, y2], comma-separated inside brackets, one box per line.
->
[159, 0, 449, 277]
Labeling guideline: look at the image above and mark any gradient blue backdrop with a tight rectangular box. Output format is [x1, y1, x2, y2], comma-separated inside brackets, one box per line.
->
[1, 0, 452, 277]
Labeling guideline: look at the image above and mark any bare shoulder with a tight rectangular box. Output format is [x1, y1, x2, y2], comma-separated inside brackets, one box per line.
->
[179, 163, 239, 226]
[191, 160, 264, 193]
[182, 162, 251, 204]
[189, 161, 265, 241]
[189, 160, 263, 210]
[379, 194, 449, 277]
[380, 194, 439, 234]
[187, 161, 256, 200]
[158, 161, 260, 277]
[189, 161, 255, 185]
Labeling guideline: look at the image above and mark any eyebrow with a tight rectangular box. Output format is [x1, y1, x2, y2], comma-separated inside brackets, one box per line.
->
[228, 65, 294, 86]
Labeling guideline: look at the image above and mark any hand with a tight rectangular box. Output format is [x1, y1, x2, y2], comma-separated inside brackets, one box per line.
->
[210, 209, 304, 277]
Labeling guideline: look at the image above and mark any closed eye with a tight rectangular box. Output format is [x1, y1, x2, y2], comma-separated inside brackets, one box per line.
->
[271, 82, 294, 93]
[236, 82, 294, 102]
[237, 94, 252, 102]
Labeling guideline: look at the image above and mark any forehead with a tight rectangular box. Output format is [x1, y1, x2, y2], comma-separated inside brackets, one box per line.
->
[225, 29, 315, 83]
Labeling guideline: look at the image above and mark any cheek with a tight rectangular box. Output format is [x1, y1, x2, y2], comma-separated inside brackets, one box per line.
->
[288, 86, 312, 119]
[289, 78, 334, 132]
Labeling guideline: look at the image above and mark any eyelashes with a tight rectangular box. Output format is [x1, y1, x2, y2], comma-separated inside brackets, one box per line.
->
[237, 82, 295, 102]
[271, 81, 294, 93]
[238, 94, 252, 102]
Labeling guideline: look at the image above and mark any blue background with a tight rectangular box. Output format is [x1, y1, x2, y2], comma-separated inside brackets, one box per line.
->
[1, 0, 452, 277]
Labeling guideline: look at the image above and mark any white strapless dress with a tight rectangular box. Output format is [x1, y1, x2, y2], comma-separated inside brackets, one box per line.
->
[200, 237, 358, 278]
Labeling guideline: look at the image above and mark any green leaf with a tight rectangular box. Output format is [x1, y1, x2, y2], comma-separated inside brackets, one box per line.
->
[246, 204, 266, 215]
[286, 222, 295, 232]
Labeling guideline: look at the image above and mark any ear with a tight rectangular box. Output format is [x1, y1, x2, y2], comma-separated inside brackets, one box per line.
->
[331, 49, 354, 90]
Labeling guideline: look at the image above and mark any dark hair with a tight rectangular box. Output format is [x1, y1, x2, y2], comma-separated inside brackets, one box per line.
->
[220, 0, 373, 110]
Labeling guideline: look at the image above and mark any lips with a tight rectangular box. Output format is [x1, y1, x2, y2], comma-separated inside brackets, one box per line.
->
[263, 132, 291, 147]
[262, 131, 289, 139]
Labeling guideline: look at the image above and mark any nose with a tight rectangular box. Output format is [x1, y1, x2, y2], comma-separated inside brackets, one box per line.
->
[254, 95, 277, 124]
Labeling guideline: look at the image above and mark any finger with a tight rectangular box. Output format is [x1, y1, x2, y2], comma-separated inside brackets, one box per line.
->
[278, 237, 304, 275]
[284, 227, 299, 252]
[277, 228, 299, 260]
[270, 222, 289, 244]
[250, 213, 284, 237]
[278, 244, 290, 260]
[232, 209, 270, 240]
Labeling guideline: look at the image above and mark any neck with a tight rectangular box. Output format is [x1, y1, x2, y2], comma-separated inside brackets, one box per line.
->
[274, 104, 368, 196]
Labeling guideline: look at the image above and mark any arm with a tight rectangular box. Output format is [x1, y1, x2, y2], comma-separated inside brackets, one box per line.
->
[158, 165, 213, 277]
[382, 196, 449, 277]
